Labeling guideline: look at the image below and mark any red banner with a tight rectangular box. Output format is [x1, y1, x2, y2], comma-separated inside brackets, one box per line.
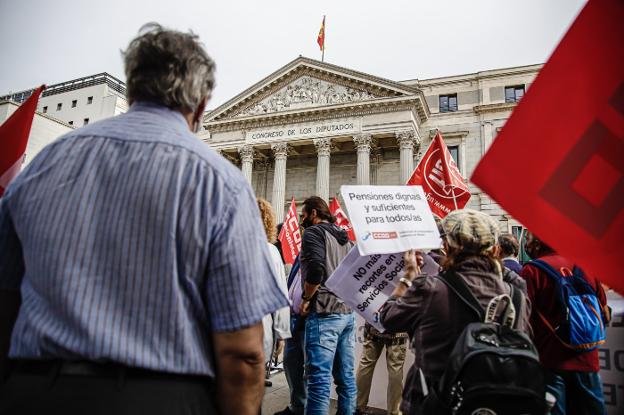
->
[329, 197, 355, 241]
[278, 197, 302, 265]
[407, 131, 470, 218]
[0, 85, 44, 197]
[471, 0, 623, 293]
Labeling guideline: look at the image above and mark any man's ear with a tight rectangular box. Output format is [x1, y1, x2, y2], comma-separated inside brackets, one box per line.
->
[311, 209, 318, 219]
[193, 97, 208, 125]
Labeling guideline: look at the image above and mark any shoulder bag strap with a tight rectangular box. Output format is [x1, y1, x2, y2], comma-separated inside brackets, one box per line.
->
[528, 259, 562, 282]
[437, 271, 485, 321]
[509, 284, 524, 329]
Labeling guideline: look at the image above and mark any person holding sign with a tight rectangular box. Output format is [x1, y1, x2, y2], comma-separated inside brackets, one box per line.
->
[298, 197, 356, 415]
[379, 209, 531, 415]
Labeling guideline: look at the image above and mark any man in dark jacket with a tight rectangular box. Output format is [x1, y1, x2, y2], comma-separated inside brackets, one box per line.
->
[299, 196, 355, 415]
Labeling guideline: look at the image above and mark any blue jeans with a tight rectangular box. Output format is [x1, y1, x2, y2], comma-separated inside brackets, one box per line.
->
[545, 369, 606, 415]
[304, 312, 356, 415]
[283, 314, 307, 415]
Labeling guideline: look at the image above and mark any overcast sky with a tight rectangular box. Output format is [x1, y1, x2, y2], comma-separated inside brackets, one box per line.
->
[1, 0, 586, 108]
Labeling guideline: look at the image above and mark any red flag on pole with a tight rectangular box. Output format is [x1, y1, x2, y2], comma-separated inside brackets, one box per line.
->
[0, 85, 45, 197]
[407, 131, 470, 218]
[278, 197, 302, 265]
[471, 0, 624, 293]
[329, 197, 355, 241]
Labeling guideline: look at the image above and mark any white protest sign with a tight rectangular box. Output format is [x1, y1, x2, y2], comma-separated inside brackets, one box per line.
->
[326, 246, 404, 332]
[341, 185, 442, 256]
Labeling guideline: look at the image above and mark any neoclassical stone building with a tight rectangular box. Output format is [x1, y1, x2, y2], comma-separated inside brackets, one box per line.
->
[200, 57, 541, 232]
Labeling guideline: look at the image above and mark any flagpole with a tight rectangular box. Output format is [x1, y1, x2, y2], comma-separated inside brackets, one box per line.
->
[451, 186, 459, 211]
[322, 15, 326, 62]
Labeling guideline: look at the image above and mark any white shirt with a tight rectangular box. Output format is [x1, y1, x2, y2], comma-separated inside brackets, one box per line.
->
[263, 243, 292, 362]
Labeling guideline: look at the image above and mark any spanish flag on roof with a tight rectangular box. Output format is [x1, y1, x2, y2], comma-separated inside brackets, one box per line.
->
[317, 16, 325, 52]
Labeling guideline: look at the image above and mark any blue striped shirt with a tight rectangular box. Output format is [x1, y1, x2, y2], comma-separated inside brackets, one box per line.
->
[0, 102, 288, 376]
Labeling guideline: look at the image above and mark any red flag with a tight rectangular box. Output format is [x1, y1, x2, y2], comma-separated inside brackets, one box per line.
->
[317, 16, 325, 51]
[0, 85, 44, 196]
[279, 197, 302, 265]
[329, 197, 355, 241]
[471, 0, 624, 293]
[407, 131, 470, 218]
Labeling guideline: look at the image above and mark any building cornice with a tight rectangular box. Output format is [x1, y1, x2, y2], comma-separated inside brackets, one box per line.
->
[401, 63, 543, 87]
[205, 95, 428, 134]
[474, 102, 517, 114]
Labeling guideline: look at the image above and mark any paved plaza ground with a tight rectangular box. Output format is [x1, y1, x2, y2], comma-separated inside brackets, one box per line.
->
[262, 370, 386, 415]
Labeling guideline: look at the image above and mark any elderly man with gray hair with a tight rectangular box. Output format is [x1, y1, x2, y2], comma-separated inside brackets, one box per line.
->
[0, 24, 287, 414]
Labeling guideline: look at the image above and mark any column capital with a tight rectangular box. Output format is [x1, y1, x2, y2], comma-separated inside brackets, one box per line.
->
[353, 134, 374, 152]
[271, 142, 290, 158]
[313, 137, 332, 157]
[395, 130, 419, 150]
[237, 145, 255, 162]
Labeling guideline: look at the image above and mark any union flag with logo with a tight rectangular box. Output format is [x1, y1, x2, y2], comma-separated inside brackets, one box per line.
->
[329, 197, 355, 241]
[407, 131, 470, 218]
[278, 197, 302, 265]
[471, 0, 623, 293]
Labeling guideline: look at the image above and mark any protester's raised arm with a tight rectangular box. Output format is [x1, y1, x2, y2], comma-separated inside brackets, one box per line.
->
[378, 250, 428, 332]
[213, 322, 265, 414]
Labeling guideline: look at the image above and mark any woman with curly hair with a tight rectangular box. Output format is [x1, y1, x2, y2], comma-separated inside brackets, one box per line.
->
[257, 198, 291, 367]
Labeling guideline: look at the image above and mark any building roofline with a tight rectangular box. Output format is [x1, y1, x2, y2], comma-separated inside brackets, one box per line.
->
[400, 63, 544, 85]
[1, 72, 128, 104]
[207, 56, 421, 121]
[42, 72, 127, 98]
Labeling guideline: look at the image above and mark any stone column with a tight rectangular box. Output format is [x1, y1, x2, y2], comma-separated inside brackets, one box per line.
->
[396, 130, 417, 184]
[353, 134, 373, 185]
[271, 142, 289, 222]
[238, 145, 254, 184]
[314, 138, 332, 202]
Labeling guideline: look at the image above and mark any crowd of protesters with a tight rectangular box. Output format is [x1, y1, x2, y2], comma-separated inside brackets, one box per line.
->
[0, 23, 612, 415]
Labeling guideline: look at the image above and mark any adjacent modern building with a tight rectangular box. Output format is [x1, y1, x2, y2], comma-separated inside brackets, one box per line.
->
[37, 73, 128, 127]
[0, 72, 128, 167]
[201, 57, 542, 232]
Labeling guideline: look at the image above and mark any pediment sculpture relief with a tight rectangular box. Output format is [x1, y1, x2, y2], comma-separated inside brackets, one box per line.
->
[237, 76, 379, 117]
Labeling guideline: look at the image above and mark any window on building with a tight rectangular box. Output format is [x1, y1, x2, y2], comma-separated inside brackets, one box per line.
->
[42, 106, 48, 113]
[87, 96, 93, 105]
[439, 94, 458, 113]
[505, 85, 525, 103]
[448, 145, 460, 166]
[83, 118, 89, 126]
[56, 103, 62, 111]
[68, 121, 74, 126]
[72, 100, 77, 108]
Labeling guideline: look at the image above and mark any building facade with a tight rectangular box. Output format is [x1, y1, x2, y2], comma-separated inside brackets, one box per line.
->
[202, 57, 541, 231]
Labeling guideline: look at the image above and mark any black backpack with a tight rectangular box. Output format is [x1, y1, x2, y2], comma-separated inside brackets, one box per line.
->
[424, 271, 546, 415]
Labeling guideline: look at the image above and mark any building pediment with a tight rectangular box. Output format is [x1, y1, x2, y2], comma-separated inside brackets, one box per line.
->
[235, 75, 382, 117]
[206, 56, 423, 123]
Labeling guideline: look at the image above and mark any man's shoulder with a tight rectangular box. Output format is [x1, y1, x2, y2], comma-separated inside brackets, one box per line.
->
[302, 225, 325, 240]
[61, 112, 247, 189]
